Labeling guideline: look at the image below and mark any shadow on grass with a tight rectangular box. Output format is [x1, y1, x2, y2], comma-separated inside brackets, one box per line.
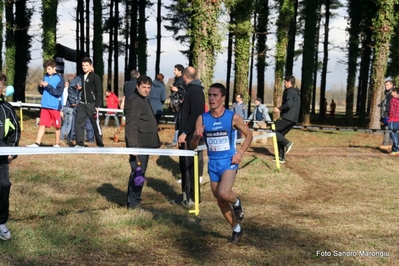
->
[96, 183, 126, 206]
[146, 176, 180, 201]
[250, 146, 274, 156]
[156, 155, 180, 177]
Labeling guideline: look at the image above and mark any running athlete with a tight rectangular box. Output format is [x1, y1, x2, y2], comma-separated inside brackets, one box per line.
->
[191, 83, 253, 244]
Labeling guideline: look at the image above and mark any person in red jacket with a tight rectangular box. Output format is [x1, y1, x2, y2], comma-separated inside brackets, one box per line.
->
[388, 86, 399, 156]
[104, 89, 120, 127]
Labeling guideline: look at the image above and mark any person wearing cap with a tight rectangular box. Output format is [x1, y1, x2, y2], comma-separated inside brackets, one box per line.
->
[248, 98, 271, 128]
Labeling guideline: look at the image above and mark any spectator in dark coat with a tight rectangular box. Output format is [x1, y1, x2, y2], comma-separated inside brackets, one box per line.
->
[174, 66, 205, 207]
[149, 73, 166, 125]
[124, 75, 160, 210]
[273, 75, 301, 163]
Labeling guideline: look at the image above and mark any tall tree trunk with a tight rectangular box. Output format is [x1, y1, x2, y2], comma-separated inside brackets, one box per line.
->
[107, 0, 114, 92]
[311, 11, 321, 115]
[93, 0, 104, 86]
[41, 0, 58, 62]
[300, 0, 319, 125]
[357, 29, 372, 125]
[129, 0, 138, 71]
[113, 0, 119, 95]
[191, 0, 222, 92]
[5, 1, 15, 88]
[319, 0, 330, 120]
[14, 0, 32, 102]
[345, 0, 361, 124]
[285, 0, 298, 76]
[368, 0, 398, 129]
[255, 0, 269, 103]
[0, 1, 4, 70]
[273, 0, 295, 119]
[138, 0, 147, 75]
[85, 0, 90, 57]
[387, 4, 399, 83]
[232, 0, 253, 102]
[248, 12, 256, 110]
[79, 0, 85, 66]
[124, 0, 129, 81]
[76, 1, 81, 73]
[155, 0, 162, 75]
[225, 14, 234, 108]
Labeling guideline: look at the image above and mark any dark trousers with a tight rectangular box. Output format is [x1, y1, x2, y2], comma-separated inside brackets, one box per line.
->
[127, 154, 149, 209]
[0, 163, 11, 224]
[75, 103, 103, 146]
[178, 135, 202, 202]
[274, 118, 296, 159]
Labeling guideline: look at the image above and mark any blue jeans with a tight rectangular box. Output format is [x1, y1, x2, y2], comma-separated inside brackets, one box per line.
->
[172, 130, 178, 145]
[69, 110, 94, 142]
[60, 107, 74, 141]
[84, 117, 94, 142]
[388, 121, 399, 152]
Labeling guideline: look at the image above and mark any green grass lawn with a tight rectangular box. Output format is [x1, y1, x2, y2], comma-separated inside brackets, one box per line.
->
[0, 117, 397, 265]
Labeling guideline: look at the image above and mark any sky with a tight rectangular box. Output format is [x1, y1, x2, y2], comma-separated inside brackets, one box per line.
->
[27, 0, 349, 91]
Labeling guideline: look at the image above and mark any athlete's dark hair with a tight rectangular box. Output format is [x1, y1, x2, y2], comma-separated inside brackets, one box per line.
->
[209, 83, 226, 96]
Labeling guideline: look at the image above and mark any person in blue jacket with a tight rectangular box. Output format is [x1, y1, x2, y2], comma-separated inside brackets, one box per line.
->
[148, 73, 166, 125]
[27, 59, 64, 147]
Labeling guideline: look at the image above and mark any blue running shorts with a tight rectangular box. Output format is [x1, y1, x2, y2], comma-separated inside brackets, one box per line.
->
[208, 158, 238, 182]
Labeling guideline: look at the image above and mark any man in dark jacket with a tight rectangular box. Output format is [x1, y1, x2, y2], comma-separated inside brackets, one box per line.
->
[168, 64, 185, 147]
[75, 57, 104, 147]
[124, 75, 160, 210]
[273, 75, 301, 163]
[175, 66, 205, 207]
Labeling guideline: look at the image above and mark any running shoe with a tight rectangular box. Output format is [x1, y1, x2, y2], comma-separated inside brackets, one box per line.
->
[233, 197, 244, 223]
[229, 228, 243, 244]
[26, 143, 40, 147]
[0, 224, 11, 241]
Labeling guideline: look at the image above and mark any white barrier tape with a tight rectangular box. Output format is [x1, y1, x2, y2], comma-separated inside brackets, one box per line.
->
[0, 147, 195, 156]
[10, 102, 175, 119]
[236, 132, 275, 144]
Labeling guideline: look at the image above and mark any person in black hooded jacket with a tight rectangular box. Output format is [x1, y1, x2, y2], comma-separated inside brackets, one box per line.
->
[0, 72, 20, 241]
[273, 75, 301, 163]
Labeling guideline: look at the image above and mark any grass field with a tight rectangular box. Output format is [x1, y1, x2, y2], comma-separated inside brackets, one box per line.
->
[0, 114, 397, 265]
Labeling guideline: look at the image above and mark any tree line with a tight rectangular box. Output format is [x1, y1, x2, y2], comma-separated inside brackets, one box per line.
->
[2, 0, 398, 128]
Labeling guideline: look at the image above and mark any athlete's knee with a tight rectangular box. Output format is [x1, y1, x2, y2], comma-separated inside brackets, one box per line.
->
[218, 190, 232, 201]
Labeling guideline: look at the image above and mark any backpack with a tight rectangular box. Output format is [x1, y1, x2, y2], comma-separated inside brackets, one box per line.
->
[168, 92, 184, 113]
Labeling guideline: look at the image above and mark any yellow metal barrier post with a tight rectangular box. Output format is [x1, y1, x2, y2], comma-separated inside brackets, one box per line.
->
[189, 151, 200, 216]
[271, 123, 280, 171]
[19, 102, 24, 131]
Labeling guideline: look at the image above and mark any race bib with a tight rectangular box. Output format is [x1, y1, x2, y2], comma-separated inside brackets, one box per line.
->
[206, 131, 230, 151]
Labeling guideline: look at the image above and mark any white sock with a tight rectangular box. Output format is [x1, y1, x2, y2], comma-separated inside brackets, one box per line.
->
[234, 198, 240, 207]
[233, 224, 241, 233]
